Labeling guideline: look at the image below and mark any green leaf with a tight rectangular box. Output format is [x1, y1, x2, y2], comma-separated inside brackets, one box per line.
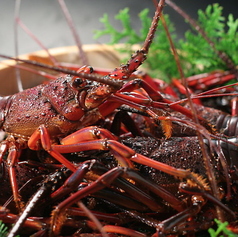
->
[208, 219, 238, 237]
[180, 3, 238, 76]
[0, 221, 20, 237]
[0, 221, 8, 237]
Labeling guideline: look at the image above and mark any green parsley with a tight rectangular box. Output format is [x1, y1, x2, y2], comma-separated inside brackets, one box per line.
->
[94, 4, 238, 83]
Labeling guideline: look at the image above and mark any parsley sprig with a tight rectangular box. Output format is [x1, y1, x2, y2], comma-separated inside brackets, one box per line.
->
[0, 221, 20, 237]
[94, 4, 238, 82]
[208, 219, 238, 237]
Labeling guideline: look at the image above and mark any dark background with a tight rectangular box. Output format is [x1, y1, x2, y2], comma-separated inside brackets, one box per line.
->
[0, 0, 238, 56]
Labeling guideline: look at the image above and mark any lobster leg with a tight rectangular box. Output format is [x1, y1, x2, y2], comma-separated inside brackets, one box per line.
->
[7, 162, 92, 237]
[124, 169, 185, 212]
[66, 206, 124, 225]
[29, 125, 172, 212]
[92, 78, 209, 138]
[101, 225, 146, 237]
[28, 125, 77, 172]
[152, 183, 236, 236]
[54, 141, 202, 186]
[109, 110, 143, 137]
[6, 146, 23, 212]
[50, 160, 93, 201]
[0, 206, 43, 232]
[28, 125, 135, 169]
[153, 195, 206, 236]
[231, 97, 238, 116]
[89, 162, 166, 212]
[49, 161, 166, 235]
[28, 125, 204, 186]
[86, 187, 154, 212]
[0, 139, 24, 212]
[52, 160, 166, 211]
[99, 78, 202, 120]
[50, 166, 125, 236]
[186, 70, 236, 91]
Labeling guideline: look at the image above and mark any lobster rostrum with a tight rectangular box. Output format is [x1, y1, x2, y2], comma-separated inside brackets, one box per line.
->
[1, 1, 238, 236]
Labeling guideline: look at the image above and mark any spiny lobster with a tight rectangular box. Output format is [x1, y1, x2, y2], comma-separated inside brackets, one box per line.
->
[0, 0, 238, 236]
[0, 0, 196, 221]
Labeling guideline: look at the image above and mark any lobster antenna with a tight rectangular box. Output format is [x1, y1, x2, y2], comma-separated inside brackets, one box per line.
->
[57, 0, 88, 66]
[14, 0, 23, 92]
[16, 18, 60, 67]
[165, 0, 228, 221]
[0, 54, 123, 88]
[142, 0, 165, 53]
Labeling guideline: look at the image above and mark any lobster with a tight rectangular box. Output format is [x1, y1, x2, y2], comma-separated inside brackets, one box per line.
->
[1, 0, 238, 236]
[3, 132, 238, 236]
[0, 0, 204, 214]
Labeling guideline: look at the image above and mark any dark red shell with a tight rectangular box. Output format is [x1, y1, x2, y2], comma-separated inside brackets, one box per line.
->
[1, 76, 85, 138]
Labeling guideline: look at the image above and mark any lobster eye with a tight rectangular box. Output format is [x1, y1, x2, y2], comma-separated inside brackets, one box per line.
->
[88, 66, 94, 73]
[72, 78, 84, 89]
